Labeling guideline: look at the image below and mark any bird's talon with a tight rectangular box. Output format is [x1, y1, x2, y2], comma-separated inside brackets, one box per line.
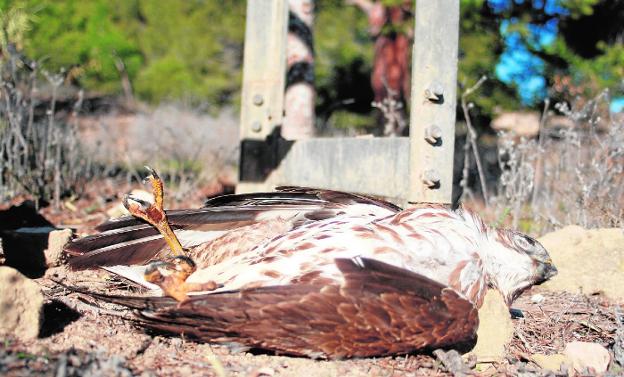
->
[169, 255, 197, 277]
[142, 166, 164, 209]
[144, 165, 158, 178]
[144, 256, 216, 302]
[123, 167, 185, 257]
[124, 194, 151, 210]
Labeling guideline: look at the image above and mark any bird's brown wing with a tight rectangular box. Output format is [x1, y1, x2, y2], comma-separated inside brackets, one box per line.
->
[74, 258, 478, 359]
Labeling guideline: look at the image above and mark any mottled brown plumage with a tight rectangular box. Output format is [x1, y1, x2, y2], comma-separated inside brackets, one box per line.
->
[74, 257, 478, 359]
[65, 188, 399, 270]
[64, 183, 557, 359]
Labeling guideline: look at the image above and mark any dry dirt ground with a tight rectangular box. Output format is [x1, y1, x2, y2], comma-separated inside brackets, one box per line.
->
[1, 180, 622, 376]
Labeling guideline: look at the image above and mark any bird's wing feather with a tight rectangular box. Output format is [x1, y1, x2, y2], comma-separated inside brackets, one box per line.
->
[65, 206, 311, 269]
[274, 186, 403, 212]
[204, 187, 402, 212]
[95, 207, 271, 232]
[67, 233, 166, 270]
[65, 188, 400, 270]
[67, 257, 478, 359]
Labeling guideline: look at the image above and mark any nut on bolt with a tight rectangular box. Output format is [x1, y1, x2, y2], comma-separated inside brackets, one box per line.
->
[425, 82, 444, 102]
[253, 94, 264, 106]
[424, 125, 442, 145]
[423, 169, 440, 188]
[251, 121, 262, 133]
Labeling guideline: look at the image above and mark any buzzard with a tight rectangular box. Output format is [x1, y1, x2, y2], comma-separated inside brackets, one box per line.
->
[64, 168, 557, 359]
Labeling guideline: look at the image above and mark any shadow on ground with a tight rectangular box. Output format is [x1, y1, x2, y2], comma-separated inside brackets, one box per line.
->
[39, 300, 81, 338]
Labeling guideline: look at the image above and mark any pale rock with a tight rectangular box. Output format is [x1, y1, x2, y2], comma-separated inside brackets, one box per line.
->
[564, 341, 611, 374]
[491, 111, 540, 137]
[491, 113, 575, 137]
[538, 226, 624, 301]
[0, 266, 44, 340]
[45, 228, 73, 267]
[469, 289, 514, 361]
[532, 353, 567, 372]
[614, 326, 624, 367]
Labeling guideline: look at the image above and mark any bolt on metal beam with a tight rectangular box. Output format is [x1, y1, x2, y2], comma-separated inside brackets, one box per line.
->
[239, 0, 288, 141]
[408, 0, 460, 204]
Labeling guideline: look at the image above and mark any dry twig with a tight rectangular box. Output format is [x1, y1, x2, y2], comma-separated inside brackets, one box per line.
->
[460, 75, 489, 205]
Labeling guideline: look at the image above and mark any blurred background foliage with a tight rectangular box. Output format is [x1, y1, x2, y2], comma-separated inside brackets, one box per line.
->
[0, 0, 622, 120]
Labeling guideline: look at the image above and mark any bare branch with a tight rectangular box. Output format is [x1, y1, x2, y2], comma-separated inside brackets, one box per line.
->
[460, 75, 489, 206]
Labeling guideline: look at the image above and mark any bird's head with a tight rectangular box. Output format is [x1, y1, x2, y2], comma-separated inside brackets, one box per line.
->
[481, 228, 557, 306]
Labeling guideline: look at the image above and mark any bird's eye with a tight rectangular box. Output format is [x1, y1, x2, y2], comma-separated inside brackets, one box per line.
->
[513, 234, 535, 251]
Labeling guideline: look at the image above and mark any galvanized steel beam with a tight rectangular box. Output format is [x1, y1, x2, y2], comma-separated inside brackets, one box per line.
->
[239, 0, 288, 141]
[408, 0, 460, 204]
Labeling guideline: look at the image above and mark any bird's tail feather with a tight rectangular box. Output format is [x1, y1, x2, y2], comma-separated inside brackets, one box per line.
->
[67, 235, 167, 270]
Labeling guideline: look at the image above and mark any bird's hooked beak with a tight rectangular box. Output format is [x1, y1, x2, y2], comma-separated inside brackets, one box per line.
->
[535, 260, 558, 285]
[503, 260, 558, 307]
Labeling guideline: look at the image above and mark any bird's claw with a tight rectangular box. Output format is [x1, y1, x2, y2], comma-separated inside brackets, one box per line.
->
[126, 167, 216, 302]
[143, 165, 158, 179]
[123, 194, 151, 212]
[122, 193, 166, 226]
[143, 165, 164, 209]
[123, 167, 186, 257]
[145, 256, 219, 302]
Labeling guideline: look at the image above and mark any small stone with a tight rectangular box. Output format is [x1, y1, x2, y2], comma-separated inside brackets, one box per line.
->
[45, 228, 73, 267]
[530, 294, 544, 304]
[532, 353, 566, 371]
[434, 349, 472, 377]
[178, 364, 193, 376]
[564, 341, 611, 374]
[0, 266, 44, 340]
[469, 289, 514, 361]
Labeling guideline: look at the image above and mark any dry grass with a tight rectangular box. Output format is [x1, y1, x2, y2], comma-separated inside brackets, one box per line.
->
[79, 104, 239, 202]
[462, 89, 624, 235]
[1, 46, 238, 208]
[0, 52, 92, 208]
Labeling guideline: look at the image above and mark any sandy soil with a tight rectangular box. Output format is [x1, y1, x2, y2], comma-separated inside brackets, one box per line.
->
[3, 269, 620, 376]
[1, 180, 622, 376]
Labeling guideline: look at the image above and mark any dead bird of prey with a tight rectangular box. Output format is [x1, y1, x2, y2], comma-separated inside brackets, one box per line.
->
[64, 167, 557, 359]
